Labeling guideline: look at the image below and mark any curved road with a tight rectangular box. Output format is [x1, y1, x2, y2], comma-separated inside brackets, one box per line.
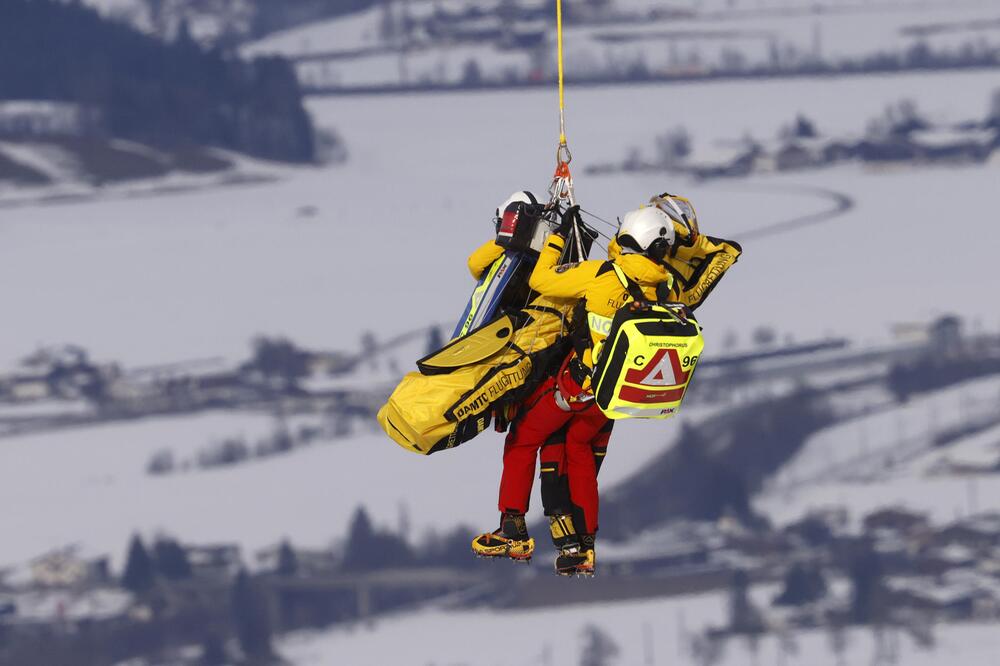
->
[715, 183, 855, 241]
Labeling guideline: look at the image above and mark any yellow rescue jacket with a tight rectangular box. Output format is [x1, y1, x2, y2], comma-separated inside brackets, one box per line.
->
[528, 232, 741, 370]
[467, 240, 505, 280]
[662, 233, 743, 311]
[529, 234, 671, 358]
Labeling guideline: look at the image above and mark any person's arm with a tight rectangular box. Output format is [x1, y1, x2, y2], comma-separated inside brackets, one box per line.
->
[527, 234, 595, 299]
[467, 240, 505, 280]
[670, 235, 742, 310]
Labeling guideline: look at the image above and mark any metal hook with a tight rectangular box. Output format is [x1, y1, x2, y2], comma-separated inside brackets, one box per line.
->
[556, 142, 573, 166]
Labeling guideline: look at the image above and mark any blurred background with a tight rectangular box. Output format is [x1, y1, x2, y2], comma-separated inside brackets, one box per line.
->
[1, 0, 1000, 664]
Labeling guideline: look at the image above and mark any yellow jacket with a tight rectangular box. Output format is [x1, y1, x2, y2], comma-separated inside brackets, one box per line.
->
[467, 240, 505, 280]
[529, 232, 741, 368]
[528, 234, 668, 356]
[662, 233, 743, 310]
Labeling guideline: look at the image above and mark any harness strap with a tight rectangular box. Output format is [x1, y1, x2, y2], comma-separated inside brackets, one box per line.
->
[610, 263, 674, 305]
[611, 264, 650, 304]
[569, 300, 591, 362]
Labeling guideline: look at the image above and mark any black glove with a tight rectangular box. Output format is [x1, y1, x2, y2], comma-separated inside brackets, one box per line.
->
[557, 205, 581, 237]
[523, 202, 547, 219]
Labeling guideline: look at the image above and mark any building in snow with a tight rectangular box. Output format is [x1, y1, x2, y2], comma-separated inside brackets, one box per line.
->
[184, 543, 243, 580]
[688, 140, 763, 180]
[29, 547, 110, 589]
[907, 126, 997, 163]
[863, 507, 930, 537]
[0, 101, 101, 139]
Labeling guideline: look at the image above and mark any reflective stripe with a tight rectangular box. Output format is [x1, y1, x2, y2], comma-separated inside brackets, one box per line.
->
[611, 264, 631, 291]
[587, 311, 613, 337]
[456, 255, 509, 337]
[611, 405, 679, 418]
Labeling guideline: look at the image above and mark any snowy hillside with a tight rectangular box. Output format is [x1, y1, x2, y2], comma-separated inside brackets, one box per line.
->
[758, 375, 1000, 526]
[81, 0, 256, 44]
[278, 584, 1000, 666]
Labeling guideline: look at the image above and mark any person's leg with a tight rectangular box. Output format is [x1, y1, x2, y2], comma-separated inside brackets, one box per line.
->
[540, 433, 580, 551]
[591, 418, 614, 477]
[473, 378, 571, 560]
[539, 433, 569, 515]
[554, 406, 610, 576]
[540, 403, 613, 552]
[498, 379, 571, 516]
[563, 407, 608, 535]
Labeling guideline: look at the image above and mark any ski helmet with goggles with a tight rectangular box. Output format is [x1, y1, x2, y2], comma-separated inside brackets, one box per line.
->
[649, 193, 698, 246]
[617, 206, 675, 262]
[495, 191, 539, 231]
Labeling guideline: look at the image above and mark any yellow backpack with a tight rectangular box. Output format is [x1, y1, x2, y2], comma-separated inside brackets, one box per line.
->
[590, 265, 704, 420]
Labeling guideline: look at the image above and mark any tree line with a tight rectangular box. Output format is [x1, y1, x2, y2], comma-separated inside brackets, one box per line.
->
[0, 0, 315, 162]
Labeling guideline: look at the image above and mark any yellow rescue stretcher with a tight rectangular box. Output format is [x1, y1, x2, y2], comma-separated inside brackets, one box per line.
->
[377, 297, 572, 455]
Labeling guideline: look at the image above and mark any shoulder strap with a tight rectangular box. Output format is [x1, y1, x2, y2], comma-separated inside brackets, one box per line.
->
[612, 264, 672, 305]
[655, 281, 672, 304]
[611, 264, 648, 304]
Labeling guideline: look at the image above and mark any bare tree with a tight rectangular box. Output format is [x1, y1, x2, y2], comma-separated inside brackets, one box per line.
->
[580, 624, 620, 666]
[827, 619, 850, 666]
[904, 613, 936, 651]
[689, 631, 725, 666]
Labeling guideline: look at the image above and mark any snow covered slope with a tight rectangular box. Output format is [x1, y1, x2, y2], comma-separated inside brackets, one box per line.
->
[757, 375, 1000, 526]
[278, 585, 1000, 666]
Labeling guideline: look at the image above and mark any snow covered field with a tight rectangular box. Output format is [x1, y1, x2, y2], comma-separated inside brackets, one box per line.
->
[245, 0, 1000, 88]
[2, 69, 998, 370]
[278, 585, 1000, 666]
[758, 375, 1000, 526]
[0, 402, 721, 570]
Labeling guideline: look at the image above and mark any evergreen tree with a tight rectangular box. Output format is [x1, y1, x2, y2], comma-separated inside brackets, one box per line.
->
[231, 569, 273, 660]
[579, 624, 620, 666]
[200, 633, 227, 665]
[341, 505, 413, 571]
[276, 540, 298, 576]
[425, 326, 444, 355]
[122, 534, 156, 593]
[773, 562, 828, 606]
[461, 59, 482, 86]
[153, 537, 193, 580]
[655, 126, 692, 166]
[849, 545, 886, 625]
[793, 114, 818, 138]
[248, 337, 311, 388]
[0, 0, 316, 162]
[987, 89, 1000, 130]
[342, 506, 376, 570]
[728, 569, 765, 634]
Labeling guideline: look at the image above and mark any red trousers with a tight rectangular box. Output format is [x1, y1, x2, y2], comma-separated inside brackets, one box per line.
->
[497, 376, 611, 534]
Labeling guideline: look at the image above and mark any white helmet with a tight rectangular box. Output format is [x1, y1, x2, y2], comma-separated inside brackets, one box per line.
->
[617, 206, 675, 261]
[496, 191, 538, 219]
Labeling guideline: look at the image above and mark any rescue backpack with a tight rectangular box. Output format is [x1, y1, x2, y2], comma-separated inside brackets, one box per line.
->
[590, 265, 704, 420]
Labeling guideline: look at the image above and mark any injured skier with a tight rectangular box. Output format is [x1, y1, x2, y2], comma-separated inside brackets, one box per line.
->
[376, 191, 582, 456]
[472, 193, 742, 577]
